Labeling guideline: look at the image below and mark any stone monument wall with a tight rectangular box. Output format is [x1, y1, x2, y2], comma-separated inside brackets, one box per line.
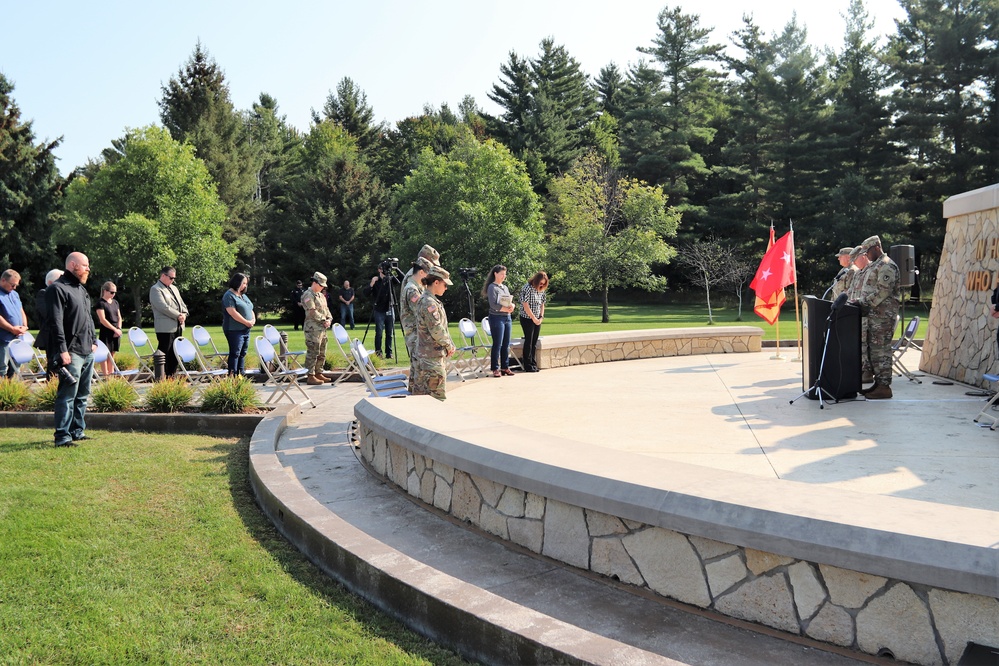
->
[922, 183, 999, 387]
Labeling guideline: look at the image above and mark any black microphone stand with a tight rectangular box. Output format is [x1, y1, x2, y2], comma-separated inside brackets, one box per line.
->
[790, 297, 847, 409]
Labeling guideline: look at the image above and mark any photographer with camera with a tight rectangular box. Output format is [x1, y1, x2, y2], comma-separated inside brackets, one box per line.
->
[366, 259, 397, 359]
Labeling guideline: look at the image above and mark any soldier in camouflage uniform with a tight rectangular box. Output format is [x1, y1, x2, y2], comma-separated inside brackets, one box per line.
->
[830, 247, 855, 299]
[400, 256, 433, 381]
[849, 236, 900, 399]
[845, 245, 873, 382]
[301, 271, 333, 385]
[413, 266, 456, 401]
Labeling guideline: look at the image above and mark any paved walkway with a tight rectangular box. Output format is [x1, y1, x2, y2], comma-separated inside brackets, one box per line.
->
[261, 347, 999, 665]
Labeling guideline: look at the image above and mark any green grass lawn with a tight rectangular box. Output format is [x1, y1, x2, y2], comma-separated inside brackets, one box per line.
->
[85, 299, 932, 372]
[0, 428, 466, 665]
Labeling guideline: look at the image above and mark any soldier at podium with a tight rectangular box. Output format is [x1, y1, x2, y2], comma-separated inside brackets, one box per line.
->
[849, 236, 901, 400]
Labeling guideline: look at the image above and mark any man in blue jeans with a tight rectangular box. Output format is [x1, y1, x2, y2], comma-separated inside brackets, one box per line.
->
[45, 252, 96, 447]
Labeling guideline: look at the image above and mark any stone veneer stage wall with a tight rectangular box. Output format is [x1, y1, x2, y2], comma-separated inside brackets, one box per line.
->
[922, 183, 999, 387]
[355, 327, 998, 666]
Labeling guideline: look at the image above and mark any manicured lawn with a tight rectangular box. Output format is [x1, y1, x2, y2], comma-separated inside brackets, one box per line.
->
[0, 428, 466, 665]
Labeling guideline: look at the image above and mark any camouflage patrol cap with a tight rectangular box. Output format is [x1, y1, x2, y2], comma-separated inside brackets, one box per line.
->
[836, 247, 853, 257]
[860, 235, 882, 252]
[428, 265, 453, 286]
[849, 245, 865, 261]
[413, 256, 433, 273]
[310, 271, 328, 288]
[417, 244, 440, 266]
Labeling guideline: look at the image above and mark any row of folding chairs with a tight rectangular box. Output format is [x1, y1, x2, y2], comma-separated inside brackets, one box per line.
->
[446, 316, 525, 381]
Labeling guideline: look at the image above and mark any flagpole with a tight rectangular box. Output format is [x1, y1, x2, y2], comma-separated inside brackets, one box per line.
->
[771, 311, 784, 360]
[789, 222, 802, 360]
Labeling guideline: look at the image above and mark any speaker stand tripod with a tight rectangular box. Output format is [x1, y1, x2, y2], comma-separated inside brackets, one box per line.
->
[790, 310, 840, 409]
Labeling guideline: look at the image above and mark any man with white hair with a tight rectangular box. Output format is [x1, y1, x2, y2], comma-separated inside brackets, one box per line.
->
[36, 268, 64, 330]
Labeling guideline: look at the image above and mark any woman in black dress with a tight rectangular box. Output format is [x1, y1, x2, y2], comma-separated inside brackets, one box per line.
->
[95, 281, 122, 375]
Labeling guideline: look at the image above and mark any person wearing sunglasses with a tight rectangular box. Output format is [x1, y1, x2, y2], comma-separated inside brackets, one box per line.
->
[150, 266, 189, 378]
[95, 281, 122, 376]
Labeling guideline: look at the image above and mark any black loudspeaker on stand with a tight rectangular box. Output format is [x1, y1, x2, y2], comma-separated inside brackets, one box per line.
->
[791, 295, 862, 408]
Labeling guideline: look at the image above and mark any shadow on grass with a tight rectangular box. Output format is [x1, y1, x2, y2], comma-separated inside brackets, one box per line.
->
[196, 438, 466, 665]
[0, 436, 54, 453]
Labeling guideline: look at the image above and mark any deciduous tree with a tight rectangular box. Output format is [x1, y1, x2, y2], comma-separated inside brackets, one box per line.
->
[547, 152, 680, 322]
[60, 126, 233, 324]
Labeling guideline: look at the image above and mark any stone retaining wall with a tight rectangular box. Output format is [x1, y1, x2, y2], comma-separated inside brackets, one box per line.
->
[535, 327, 762, 369]
[358, 430, 996, 665]
[357, 423, 997, 666]
[922, 183, 999, 388]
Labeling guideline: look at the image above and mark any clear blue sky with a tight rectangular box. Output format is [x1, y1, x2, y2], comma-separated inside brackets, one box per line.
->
[2, 0, 906, 175]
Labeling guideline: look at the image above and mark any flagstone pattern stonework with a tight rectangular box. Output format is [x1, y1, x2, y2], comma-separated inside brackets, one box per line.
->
[922, 183, 999, 388]
[534, 327, 762, 369]
[357, 426, 996, 666]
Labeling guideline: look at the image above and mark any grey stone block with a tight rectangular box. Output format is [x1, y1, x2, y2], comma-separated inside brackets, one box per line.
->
[715, 572, 799, 634]
[497, 487, 525, 518]
[820, 564, 886, 609]
[591, 537, 644, 586]
[928, 589, 999, 665]
[508, 517, 543, 553]
[856, 583, 940, 666]
[806, 601, 854, 647]
[788, 561, 826, 621]
[624, 527, 710, 608]
[690, 535, 738, 561]
[586, 509, 628, 537]
[451, 471, 481, 524]
[542, 499, 589, 569]
[706, 553, 748, 598]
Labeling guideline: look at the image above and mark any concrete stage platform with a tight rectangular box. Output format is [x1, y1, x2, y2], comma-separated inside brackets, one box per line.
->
[444, 349, 997, 512]
[251, 348, 999, 666]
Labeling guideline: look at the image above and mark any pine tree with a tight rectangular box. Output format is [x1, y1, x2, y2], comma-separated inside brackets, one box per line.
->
[594, 63, 626, 118]
[159, 43, 263, 264]
[486, 39, 598, 189]
[0, 74, 63, 306]
[823, 0, 904, 247]
[888, 0, 994, 274]
[313, 77, 383, 154]
[619, 7, 723, 224]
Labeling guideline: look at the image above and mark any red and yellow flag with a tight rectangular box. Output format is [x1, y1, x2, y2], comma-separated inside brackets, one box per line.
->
[750, 228, 795, 325]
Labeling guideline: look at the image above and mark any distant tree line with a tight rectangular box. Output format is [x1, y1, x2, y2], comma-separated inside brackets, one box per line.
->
[2, 0, 997, 324]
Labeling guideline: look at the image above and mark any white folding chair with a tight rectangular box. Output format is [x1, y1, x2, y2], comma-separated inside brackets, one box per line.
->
[330, 323, 361, 385]
[891, 316, 921, 384]
[172, 337, 227, 393]
[8, 338, 47, 382]
[448, 318, 486, 380]
[19, 330, 47, 371]
[263, 324, 306, 369]
[351, 340, 408, 397]
[254, 336, 314, 408]
[127, 327, 156, 380]
[192, 325, 228, 370]
[92, 339, 141, 384]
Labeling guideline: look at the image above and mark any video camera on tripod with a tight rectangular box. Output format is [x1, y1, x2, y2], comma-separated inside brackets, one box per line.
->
[458, 267, 477, 281]
[379, 257, 399, 274]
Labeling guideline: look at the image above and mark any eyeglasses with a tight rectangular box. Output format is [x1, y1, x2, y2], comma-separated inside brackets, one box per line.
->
[165, 275, 176, 281]
[107, 291, 116, 295]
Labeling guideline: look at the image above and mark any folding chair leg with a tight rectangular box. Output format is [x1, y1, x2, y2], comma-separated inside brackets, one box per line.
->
[974, 374, 999, 430]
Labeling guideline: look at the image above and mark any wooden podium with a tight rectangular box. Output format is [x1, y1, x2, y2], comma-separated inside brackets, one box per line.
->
[801, 296, 862, 400]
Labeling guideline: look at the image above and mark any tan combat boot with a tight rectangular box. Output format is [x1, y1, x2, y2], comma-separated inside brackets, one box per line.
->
[865, 384, 893, 400]
[306, 374, 323, 386]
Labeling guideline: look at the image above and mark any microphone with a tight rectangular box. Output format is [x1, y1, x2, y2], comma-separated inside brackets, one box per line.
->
[832, 267, 849, 284]
[830, 292, 849, 312]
